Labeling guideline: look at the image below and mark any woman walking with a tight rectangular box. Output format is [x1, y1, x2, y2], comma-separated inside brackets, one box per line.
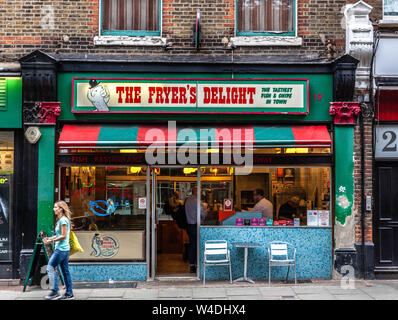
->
[43, 201, 74, 300]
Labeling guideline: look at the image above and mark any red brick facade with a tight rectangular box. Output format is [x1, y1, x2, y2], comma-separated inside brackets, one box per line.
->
[0, 0, 383, 61]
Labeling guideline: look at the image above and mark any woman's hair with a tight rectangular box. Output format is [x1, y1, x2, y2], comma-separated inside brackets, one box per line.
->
[55, 200, 73, 227]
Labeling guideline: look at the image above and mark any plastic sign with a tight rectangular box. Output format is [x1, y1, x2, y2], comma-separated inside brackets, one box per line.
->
[72, 78, 309, 114]
[375, 125, 398, 159]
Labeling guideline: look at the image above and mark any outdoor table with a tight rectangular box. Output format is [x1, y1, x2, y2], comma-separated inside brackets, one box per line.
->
[232, 241, 262, 284]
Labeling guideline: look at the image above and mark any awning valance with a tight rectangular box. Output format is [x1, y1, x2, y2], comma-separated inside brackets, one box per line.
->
[58, 124, 331, 148]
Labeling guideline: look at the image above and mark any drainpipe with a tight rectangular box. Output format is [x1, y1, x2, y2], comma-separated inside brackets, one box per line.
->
[360, 108, 366, 279]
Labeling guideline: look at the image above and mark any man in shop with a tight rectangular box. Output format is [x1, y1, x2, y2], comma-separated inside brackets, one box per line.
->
[248, 189, 273, 220]
[278, 196, 300, 221]
[184, 186, 207, 273]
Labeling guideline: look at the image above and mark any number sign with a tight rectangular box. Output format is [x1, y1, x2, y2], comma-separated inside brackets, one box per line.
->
[375, 125, 398, 159]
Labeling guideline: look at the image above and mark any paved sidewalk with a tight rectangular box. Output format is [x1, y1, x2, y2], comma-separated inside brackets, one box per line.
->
[1, 279, 398, 300]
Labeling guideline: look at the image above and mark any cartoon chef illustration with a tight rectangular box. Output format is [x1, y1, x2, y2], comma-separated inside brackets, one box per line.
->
[87, 79, 110, 112]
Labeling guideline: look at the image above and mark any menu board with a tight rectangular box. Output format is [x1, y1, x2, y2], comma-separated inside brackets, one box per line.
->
[318, 210, 330, 227]
[307, 210, 319, 227]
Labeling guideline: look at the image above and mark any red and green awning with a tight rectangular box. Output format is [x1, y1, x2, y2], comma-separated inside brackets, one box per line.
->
[58, 124, 331, 148]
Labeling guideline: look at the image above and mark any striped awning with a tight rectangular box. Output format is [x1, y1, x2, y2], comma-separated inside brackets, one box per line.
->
[58, 124, 331, 148]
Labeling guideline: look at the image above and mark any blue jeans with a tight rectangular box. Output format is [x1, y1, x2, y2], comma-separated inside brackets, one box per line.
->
[46, 249, 73, 295]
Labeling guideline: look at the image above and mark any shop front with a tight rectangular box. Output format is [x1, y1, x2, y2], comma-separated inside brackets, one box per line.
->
[57, 123, 333, 280]
[19, 51, 359, 282]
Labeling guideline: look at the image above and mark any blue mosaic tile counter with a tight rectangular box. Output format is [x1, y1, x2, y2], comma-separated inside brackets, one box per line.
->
[200, 226, 332, 280]
[69, 263, 147, 282]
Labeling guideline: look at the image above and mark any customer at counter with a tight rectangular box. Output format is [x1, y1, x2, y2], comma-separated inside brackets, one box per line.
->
[278, 196, 300, 221]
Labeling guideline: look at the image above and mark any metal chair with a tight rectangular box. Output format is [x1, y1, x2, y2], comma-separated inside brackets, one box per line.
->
[267, 241, 296, 285]
[203, 240, 232, 285]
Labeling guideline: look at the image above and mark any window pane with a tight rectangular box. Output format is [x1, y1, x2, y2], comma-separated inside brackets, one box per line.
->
[237, 0, 294, 33]
[202, 167, 331, 228]
[102, 0, 159, 32]
[62, 166, 147, 261]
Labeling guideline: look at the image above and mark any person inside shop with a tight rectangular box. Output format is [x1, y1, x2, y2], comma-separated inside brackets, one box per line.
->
[249, 189, 273, 219]
[168, 191, 183, 216]
[278, 196, 300, 221]
[235, 189, 273, 219]
[184, 186, 208, 273]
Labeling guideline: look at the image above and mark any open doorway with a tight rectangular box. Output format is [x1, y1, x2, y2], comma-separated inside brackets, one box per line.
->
[153, 167, 198, 277]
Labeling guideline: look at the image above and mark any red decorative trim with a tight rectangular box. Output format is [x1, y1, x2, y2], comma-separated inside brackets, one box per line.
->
[37, 102, 61, 124]
[329, 102, 361, 125]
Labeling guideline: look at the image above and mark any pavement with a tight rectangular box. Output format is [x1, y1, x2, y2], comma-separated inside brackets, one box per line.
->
[1, 278, 398, 300]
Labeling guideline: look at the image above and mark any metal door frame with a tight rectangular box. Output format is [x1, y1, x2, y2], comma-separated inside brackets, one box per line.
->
[149, 165, 200, 279]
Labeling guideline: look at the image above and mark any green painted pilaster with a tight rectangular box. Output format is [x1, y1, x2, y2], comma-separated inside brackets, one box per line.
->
[37, 126, 55, 235]
[334, 126, 355, 225]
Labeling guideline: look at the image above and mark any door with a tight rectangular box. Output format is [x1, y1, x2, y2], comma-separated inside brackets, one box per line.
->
[375, 164, 398, 272]
[150, 167, 199, 278]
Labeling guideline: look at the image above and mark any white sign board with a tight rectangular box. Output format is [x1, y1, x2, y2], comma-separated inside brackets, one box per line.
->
[375, 125, 398, 159]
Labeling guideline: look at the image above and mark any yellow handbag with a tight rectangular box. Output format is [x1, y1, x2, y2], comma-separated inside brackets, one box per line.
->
[69, 231, 84, 256]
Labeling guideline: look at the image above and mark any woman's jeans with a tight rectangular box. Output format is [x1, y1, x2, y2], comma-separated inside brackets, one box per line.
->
[46, 249, 73, 295]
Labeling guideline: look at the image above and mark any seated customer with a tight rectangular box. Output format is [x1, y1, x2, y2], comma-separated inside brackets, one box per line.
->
[278, 196, 300, 221]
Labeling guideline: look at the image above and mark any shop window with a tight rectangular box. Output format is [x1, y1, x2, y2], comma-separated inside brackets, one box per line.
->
[383, 0, 398, 20]
[61, 166, 147, 261]
[200, 166, 331, 228]
[0, 131, 14, 261]
[101, 0, 160, 36]
[236, 0, 295, 36]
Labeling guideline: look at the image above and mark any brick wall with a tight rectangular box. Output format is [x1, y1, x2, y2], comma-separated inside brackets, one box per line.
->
[0, 0, 383, 62]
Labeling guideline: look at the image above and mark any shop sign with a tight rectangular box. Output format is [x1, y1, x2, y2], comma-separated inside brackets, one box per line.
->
[72, 78, 309, 114]
[375, 125, 398, 159]
[58, 154, 331, 166]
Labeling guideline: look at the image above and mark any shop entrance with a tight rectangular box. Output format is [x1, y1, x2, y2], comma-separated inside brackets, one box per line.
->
[151, 167, 199, 278]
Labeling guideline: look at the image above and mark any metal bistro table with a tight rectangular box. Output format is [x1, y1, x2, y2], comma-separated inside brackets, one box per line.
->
[232, 241, 262, 284]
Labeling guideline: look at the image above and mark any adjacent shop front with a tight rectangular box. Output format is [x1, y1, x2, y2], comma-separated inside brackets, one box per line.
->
[19, 51, 359, 281]
[0, 66, 22, 279]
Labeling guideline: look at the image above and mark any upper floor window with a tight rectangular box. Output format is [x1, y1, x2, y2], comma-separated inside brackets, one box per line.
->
[383, 0, 398, 20]
[101, 0, 160, 36]
[236, 0, 295, 36]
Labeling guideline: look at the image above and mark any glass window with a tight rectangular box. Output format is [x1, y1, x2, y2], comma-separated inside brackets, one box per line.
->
[101, 0, 160, 36]
[200, 166, 331, 227]
[61, 166, 147, 261]
[0, 132, 14, 261]
[236, 0, 295, 36]
[384, 0, 398, 20]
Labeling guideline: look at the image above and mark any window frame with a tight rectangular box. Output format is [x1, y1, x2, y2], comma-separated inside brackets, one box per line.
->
[383, 0, 398, 20]
[235, 0, 296, 37]
[100, 0, 162, 37]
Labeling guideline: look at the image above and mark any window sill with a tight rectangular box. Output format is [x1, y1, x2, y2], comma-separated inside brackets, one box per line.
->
[94, 35, 167, 46]
[229, 36, 303, 47]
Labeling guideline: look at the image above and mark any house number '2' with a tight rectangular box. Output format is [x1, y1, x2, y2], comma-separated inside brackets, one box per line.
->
[382, 131, 397, 152]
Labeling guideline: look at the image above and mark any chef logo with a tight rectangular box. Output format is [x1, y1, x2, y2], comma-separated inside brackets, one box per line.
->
[87, 79, 110, 112]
